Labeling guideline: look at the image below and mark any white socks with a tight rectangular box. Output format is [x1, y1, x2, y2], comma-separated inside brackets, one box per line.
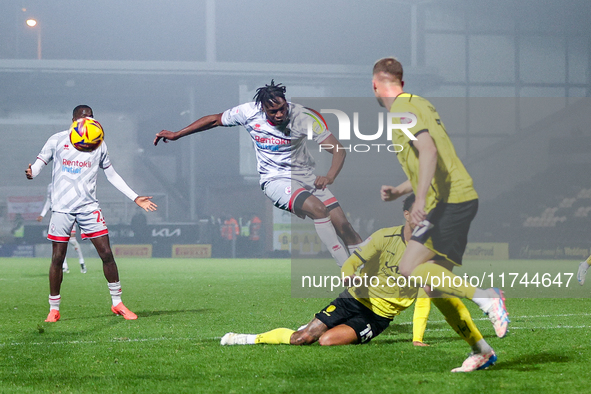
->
[314, 218, 349, 266]
[49, 295, 61, 311]
[472, 288, 496, 311]
[472, 339, 493, 354]
[108, 282, 122, 307]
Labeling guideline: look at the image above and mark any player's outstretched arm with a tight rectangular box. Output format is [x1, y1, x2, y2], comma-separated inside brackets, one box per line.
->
[154, 113, 224, 146]
[314, 134, 345, 190]
[103, 165, 142, 203]
[134, 196, 157, 212]
[381, 180, 412, 201]
[103, 167, 158, 212]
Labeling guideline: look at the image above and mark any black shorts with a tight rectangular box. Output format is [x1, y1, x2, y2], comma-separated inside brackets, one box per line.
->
[314, 291, 391, 344]
[411, 199, 478, 266]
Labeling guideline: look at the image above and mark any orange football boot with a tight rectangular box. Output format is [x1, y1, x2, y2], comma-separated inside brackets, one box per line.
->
[45, 309, 60, 322]
[111, 303, 137, 320]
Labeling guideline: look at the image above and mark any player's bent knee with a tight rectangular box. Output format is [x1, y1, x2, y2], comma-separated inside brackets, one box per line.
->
[303, 198, 330, 220]
[318, 334, 334, 346]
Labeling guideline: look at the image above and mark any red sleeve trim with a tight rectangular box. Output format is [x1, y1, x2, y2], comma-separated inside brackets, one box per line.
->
[317, 133, 332, 144]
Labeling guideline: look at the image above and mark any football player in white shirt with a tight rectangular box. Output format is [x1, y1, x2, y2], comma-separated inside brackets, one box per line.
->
[38, 183, 86, 274]
[26, 105, 157, 323]
[154, 81, 363, 266]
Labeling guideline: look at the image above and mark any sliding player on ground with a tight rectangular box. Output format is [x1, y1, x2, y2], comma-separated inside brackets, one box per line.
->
[221, 194, 498, 372]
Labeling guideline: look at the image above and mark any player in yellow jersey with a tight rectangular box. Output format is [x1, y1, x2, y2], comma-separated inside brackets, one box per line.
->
[373, 57, 509, 338]
[221, 194, 498, 372]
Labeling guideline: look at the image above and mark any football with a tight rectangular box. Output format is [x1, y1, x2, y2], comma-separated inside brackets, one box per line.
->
[69, 117, 104, 152]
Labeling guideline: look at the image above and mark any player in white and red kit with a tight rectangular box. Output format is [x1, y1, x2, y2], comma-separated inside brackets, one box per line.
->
[38, 183, 86, 274]
[154, 81, 363, 266]
[26, 105, 157, 322]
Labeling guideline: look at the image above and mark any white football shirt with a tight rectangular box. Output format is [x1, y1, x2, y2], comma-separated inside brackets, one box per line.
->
[221, 102, 331, 184]
[36, 130, 111, 214]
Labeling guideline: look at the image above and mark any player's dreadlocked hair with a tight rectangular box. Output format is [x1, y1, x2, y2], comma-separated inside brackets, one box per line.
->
[402, 193, 415, 212]
[253, 80, 287, 108]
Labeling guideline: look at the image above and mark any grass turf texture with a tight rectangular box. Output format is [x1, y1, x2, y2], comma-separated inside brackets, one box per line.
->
[1, 258, 590, 393]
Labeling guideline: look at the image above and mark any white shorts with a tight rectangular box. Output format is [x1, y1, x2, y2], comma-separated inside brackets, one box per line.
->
[262, 175, 339, 219]
[48, 210, 108, 242]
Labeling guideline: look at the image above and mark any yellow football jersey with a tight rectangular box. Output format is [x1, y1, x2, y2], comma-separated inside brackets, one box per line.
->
[389, 93, 478, 212]
[343, 226, 418, 319]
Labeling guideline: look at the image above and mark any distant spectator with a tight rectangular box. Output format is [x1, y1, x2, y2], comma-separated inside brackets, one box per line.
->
[249, 215, 262, 242]
[248, 215, 263, 257]
[239, 217, 251, 238]
[221, 215, 239, 258]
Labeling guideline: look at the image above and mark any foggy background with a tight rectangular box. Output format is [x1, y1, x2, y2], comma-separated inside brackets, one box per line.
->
[1, 0, 590, 259]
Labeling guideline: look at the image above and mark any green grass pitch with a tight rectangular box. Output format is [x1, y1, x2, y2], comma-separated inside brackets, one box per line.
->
[1, 257, 590, 393]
